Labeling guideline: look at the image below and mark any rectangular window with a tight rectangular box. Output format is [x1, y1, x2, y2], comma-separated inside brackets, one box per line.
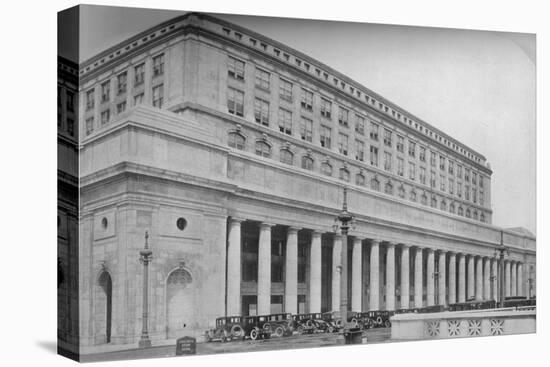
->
[66, 91, 74, 112]
[472, 171, 477, 185]
[420, 167, 426, 184]
[152, 84, 164, 108]
[101, 81, 110, 103]
[134, 63, 145, 86]
[355, 115, 365, 135]
[85, 117, 94, 135]
[255, 68, 270, 90]
[278, 108, 292, 135]
[419, 146, 426, 162]
[397, 135, 404, 153]
[473, 189, 477, 203]
[254, 98, 270, 126]
[448, 160, 454, 175]
[457, 182, 462, 197]
[440, 155, 446, 170]
[116, 101, 126, 114]
[300, 117, 312, 142]
[383, 129, 392, 147]
[101, 109, 110, 124]
[67, 118, 74, 136]
[384, 152, 392, 171]
[356, 140, 364, 161]
[479, 175, 484, 188]
[298, 264, 306, 283]
[465, 169, 470, 182]
[338, 133, 348, 156]
[152, 54, 164, 77]
[117, 72, 127, 95]
[449, 179, 454, 195]
[479, 191, 484, 205]
[227, 88, 244, 117]
[397, 157, 404, 176]
[320, 98, 332, 119]
[320, 126, 331, 149]
[409, 162, 416, 180]
[279, 78, 292, 102]
[408, 140, 416, 157]
[370, 122, 379, 141]
[430, 171, 436, 188]
[457, 164, 463, 178]
[134, 93, 144, 106]
[338, 106, 349, 127]
[370, 146, 379, 167]
[430, 151, 436, 166]
[228, 56, 245, 81]
[300, 88, 313, 111]
[86, 89, 95, 110]
[465, 185, 470, 200]
[440, 175, 446, 191]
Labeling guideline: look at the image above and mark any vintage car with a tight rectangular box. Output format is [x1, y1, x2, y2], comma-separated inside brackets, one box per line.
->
[320, 312, 343, 332]
[348, 312, 373, 330]
[242, 315, 272, 340]
[292, 313, 317, 334]
[204, 316, 245, 343]
[263, 313, 293, 337]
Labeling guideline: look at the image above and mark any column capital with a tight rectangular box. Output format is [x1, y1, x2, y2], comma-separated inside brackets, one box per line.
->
[385, 242, 396, 248]
[311, 229, 323, 237]
[448, 251, 457, 257]
[229, 216, 245, 224]
[259, 222, 275, 230]
[370, 238, 381, 246]
[287, 226, 301, 234]
[353, 236, 364, 244]
[437, 249, 447, 255]
[400, 243, 411, 249]
[426, 248, 435, 254]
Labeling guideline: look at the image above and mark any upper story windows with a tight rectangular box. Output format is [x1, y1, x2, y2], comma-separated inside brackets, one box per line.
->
[370, 122, 379, 141]
[370, 145, 379, 167]
[321, 161, 332, 176]
[409, 162, 416, 180]
[66, 91, 75, 112]
[134, 63, 145, 86]
[430, 151, 436, 167]
[300, 117, 312, 142]
[472, 171, 477, 185]
[457, 164, 463, 179]
[278, 108, 292, 135]
[228, 56, 245, 81]
[320, 126, 331, 149]
[465, 168, 470, 182]
[383, 129, 392, 147]
[85, 117, 94, 135]
[300, 88, 313, 112]
[301, 155, 314, 170]
[255, 140, 271, 158]
[396, 135, 404, 153]
[227, 88, 244, 117]
[338, 106, 349, 128]
[279, 79, 293, 102]
[254, 98, 270, 126]
[419, 167, 426, 185]
[101, 81, 110, 103]
[408, 140, 416, 157]
[228, 131, 245, 150]
[439, 155, 446, 171]
[117, 72, 127, 95]
[255, 68, 270, 91]
[339, 166, 350, 182]
[338, 133, 348, 156]
[152, 53, 164, 77]
[355, 140, 365, 162]
[419, 146, 426, 162]
[320, 98, 332, 119]
[152, 84, 164, 108]
[355, 115, 365, 135]
[448, 160, 454, 175]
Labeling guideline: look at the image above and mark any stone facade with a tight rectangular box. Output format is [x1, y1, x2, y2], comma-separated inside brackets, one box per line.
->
[72, 12, 536, 349]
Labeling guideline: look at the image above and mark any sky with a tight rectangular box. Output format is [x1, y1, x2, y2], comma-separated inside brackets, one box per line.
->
[74, 5, 536, 235]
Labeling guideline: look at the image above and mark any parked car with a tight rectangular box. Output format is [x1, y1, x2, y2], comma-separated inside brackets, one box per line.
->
[321, 312, 343, 332]
[264, 313, 293, 337]
[204, 316, 244, 343]
[308, 313, 337, 333]
[242, 315, 271, 340]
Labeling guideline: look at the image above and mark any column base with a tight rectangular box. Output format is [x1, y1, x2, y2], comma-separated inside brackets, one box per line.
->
[138, 337, 152, 348]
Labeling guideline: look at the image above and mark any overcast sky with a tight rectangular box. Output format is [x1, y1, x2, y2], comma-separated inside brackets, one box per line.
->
[73, 5, 536, 235]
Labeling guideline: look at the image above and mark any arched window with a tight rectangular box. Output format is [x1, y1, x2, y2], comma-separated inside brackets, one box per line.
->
[431, 196, 437, 208]
[339, 168, 350, 182]
[421, 193, 428, 205]
[398, 186, 405, 198]
[384, 181, 393, 195]
[440, 200, 447, 211]
[280, 149, 293, 165]
[166, 268, 194, 338]
[255, 140, 271, 158]
[466, 208, 471, 218]
[450, 202, 456, 214]
[356, 173, 365, 186]
[371, 177, 380, 191]
[301, 155, 314, 170]
[458, 206, 464, 216]
[321, 161, 332, 176]
[480, 213, 485, 222]
[410, 190, 417, 202]
[228, 131, 245, 150]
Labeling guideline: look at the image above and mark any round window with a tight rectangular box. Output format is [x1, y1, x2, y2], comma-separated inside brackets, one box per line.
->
[176, 217, 187, 231]
[101, 217, 108, 229]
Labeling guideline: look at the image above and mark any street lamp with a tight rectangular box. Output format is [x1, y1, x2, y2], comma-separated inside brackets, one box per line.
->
[493, 230, 510, 308]
[138, 231, 153, 348]
[332, 186, 356, 326]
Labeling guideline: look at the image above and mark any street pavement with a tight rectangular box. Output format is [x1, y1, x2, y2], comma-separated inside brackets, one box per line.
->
[80, 327, 392, 363]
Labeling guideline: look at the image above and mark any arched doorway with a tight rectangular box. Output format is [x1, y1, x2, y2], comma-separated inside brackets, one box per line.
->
[166, 268, 194, 338]
[96, 271, 112, 344]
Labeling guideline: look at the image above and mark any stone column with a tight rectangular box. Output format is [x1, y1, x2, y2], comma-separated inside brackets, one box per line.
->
[504, 260, 511, 297]
[309, 231, 322, 313]
[475, 256, 483, 301]
[227, 218, 243, 316]
[386, 242, 396, 311]
[458, 254, 466, 303]
[332, 234, 342, 312]
[258, 223, 273, 315]
[400, 245, 410, 309]
[438, 251, 446, 306]
[483, 257, 491, 300]
[369, 240, 380, 310]
[517, 263, 524, 297]
[491, 258, 498, 301]
[511, 261, 517, 297]
[351, 237, 363, 312]
[448, 252, 456, 305]
[285, 227, 300, 314]
[426, 249, 435, 306]
[467, 255, 475, 301]
[414, 247, 423, 308]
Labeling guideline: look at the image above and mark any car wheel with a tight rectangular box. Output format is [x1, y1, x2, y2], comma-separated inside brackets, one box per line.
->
[231, 324, 244, 338]
[274, 326, 284, 338]
[263, 323, 272, 334]
[327, 325, 334, 333]
[250, 328, 259, 340]
[376, 316, 383, 325]
[297, 325, 305, 335]
[384, 320, 391, 328]
[350, 318, 358, 328]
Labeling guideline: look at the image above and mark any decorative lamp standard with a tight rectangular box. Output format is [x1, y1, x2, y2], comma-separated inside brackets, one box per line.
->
[493, 230, 509, 308]
[332, 186, 355, 326]
[138, 231, 153, 348]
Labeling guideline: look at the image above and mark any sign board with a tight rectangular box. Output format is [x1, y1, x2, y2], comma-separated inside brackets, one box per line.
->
[175, 336, 196, 356]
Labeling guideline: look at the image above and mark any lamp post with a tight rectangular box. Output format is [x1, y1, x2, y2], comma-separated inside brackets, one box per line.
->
[138, 231, 153, 348]
[493, 230, 509, 308]
[332, 186, 355, 326]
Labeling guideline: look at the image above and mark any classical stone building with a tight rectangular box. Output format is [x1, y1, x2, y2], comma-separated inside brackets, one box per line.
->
[74, 12, 536, 348]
